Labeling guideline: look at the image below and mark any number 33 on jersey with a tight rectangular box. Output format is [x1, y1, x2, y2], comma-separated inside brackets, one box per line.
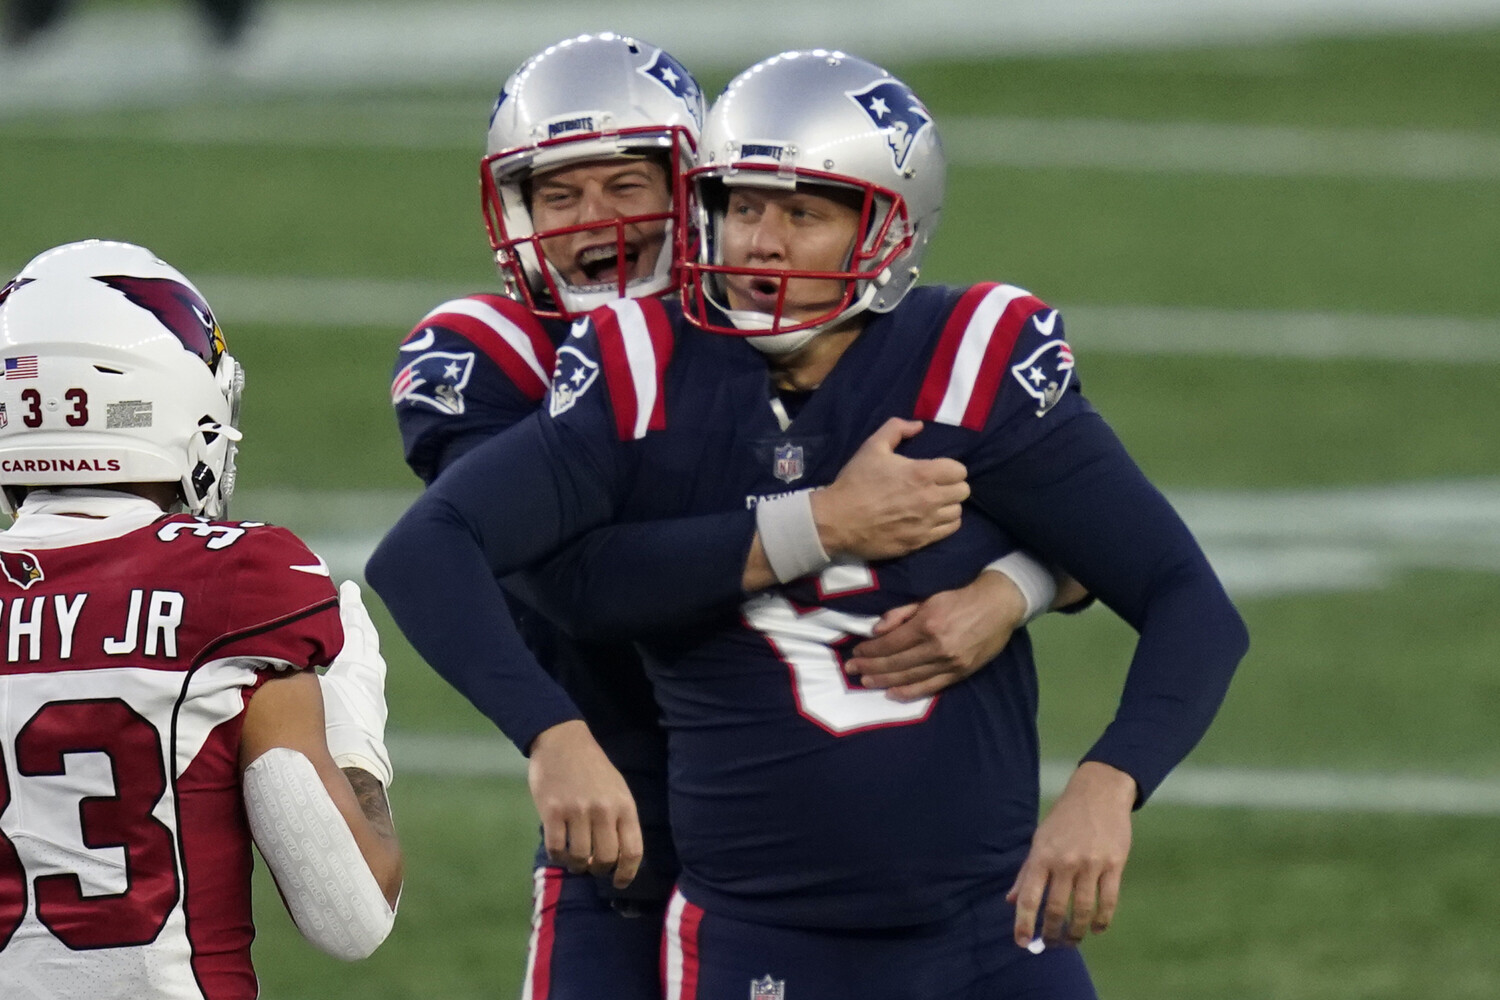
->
[0, 514, 342, 995]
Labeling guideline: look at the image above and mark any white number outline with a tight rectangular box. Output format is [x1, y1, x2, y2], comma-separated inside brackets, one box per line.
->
[742, 561, 937, 736]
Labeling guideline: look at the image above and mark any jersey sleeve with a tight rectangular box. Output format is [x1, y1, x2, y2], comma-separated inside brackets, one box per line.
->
[955, 307, 1248, 803]
[368, 320, 638, 753]
[392, 295, 558, 483]
[501, 297, 753, 639]
[204, 523, 343, 668]
[502, 509, 758, 641]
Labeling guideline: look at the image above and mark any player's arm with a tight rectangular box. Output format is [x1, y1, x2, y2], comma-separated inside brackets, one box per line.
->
[504, 415, 974, 640]
[368, 406, 643, 886]
[842, 552, 1083, 701]
[238, 652, 402, 960]
[972, 407, 1248, 950]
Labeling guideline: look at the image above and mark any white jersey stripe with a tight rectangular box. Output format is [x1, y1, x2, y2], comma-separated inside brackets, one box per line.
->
[933, 284, 1030, 425]
[608, 300, 661, 440]
[417, 297, 550, 385]
[662, 889, 689, 1000]
[519, 867, 546, 1000]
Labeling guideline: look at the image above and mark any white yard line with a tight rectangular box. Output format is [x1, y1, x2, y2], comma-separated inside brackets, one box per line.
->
[1, 0, 1497, 116]
[240, 476, 1500, 603]
[10, 104, 1500, 182]
[386, 731, 1500, 816]
[128, 273, 1500, 365]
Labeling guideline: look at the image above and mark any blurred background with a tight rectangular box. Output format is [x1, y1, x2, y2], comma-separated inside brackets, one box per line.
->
[4, 1, 1499, 997]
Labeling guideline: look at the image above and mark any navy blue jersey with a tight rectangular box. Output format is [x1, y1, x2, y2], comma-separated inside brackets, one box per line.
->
[391, 293, 695, 901]
[370, 284, 1248, 929]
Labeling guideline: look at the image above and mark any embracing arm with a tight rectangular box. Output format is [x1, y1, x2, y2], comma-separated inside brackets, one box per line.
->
[507, 417, 972, 640]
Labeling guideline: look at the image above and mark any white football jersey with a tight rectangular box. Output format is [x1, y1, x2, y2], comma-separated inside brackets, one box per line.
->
[0, 496, 342, 1000]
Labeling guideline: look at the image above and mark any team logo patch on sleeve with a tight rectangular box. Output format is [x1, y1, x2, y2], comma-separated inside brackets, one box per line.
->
[549, 345, 600, 417]
[1009, 327, 1075, 417]
[390, 350, 475, 415]
[0, 549, 44, 589]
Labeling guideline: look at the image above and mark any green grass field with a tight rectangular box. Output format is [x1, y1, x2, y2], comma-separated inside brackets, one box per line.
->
[3, 18, 1499, 1000]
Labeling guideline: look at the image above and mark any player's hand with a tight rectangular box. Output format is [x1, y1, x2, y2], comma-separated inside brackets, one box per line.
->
[527, 719, 643, 889]
[813, 417, 968, 560]
[844, 571, 1028, 701]
[1007, 761, 1135, 948]
[321, 580, 395, 786]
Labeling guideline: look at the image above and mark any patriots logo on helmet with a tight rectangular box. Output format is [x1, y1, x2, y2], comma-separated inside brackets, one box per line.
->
[0, 277, 33, 307]
[391, 349, 475, 415]
[1009, 319, 1075, 417]
[95, 275, 226, 366]
[548, 345, 600, 417]
[0, 549, 45, 590]
[847, 80, 933, 172]
[638, 48, 702, 127]
[489, 85, 509, 129]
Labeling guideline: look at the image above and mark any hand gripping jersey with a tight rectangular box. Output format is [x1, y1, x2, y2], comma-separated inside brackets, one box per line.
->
[0, 512, 342, 1000]
[370, 283, 1248, 930]
[391, 294, 679, 902]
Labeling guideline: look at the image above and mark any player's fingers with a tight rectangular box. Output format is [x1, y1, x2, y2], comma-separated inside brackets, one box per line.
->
[868, 416, 923, 452]
[1092, 866, 1123, 934]
[924, 480, 970, 509]
[612, 816, 645, 889]
[925, 510, 964, 545]
[861, 658, 943, 689]
[1008, 864, 1047, 948]
[562, 815, 593, 874]
[849, 625, 924, 664]
[920, 456, 967, 485]
[1066, 867, 1099, 944]
[1041, 868, 1073, 944]
[540, 812, 570, 867]
[886, 673, 963, 701]
[586, 809, 621, 878]
[868, 603, 920, 637]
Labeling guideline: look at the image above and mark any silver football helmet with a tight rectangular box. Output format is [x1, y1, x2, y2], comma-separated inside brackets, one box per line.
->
[481, 32, 704, 319]
[0, 240, 244, 518]
[681, 50, 946, 354]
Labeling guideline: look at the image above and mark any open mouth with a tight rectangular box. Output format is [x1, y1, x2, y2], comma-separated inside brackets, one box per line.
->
[575, 242, 639, 285]
[745, 275, 781, 310]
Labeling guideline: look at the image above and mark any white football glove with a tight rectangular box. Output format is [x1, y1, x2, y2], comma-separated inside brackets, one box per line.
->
[321, 580, 394, 787]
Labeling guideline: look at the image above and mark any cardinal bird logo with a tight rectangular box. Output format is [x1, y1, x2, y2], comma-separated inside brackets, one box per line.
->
[0, 550, 45, 590]
[95, 275, 227, 365]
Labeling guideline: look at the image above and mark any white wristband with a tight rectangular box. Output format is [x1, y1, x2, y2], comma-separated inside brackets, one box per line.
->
[983, 550, 1057, 624]
[756, 489, 832, 583]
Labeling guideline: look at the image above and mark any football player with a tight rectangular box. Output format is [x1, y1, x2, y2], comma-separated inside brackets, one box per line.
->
[374, 50, 1250, 997]
[0, 240, 402, 999]
[391, 34, 1077, 1000]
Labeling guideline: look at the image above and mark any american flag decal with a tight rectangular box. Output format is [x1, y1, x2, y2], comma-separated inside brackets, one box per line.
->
[4, 356, 38, 379]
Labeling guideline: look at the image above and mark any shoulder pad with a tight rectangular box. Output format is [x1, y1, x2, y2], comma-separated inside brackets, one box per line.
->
[587, 298, 676, 441]
[914, 283, 1051, 430]
[394, 295, 556, 405]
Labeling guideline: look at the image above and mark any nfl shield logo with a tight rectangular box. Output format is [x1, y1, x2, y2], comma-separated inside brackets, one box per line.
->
[773, 442, 804, 484]
[749, 975, 785, 1000]
[0, 402, 7, 428]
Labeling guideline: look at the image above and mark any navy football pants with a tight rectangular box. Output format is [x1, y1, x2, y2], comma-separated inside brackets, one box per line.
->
[662, 885, 1098, 1000]
[521, 866, 667, 1000]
